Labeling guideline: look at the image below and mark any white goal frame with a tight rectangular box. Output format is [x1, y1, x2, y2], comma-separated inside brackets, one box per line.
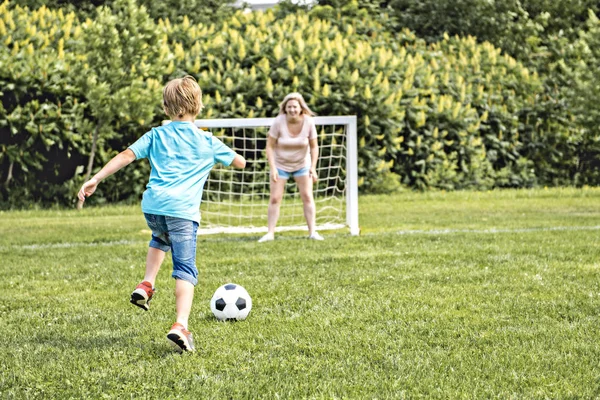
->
[164, 116, 359, 236]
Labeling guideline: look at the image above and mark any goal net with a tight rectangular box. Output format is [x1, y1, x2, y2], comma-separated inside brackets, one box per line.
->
[171, 116, 359, 236]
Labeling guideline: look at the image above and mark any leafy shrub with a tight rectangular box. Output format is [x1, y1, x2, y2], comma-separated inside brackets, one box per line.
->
[0, 2, 581, 207]
[8, 0, 237, 25]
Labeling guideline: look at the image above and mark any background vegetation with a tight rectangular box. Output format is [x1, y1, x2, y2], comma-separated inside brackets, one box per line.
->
[1, 0, 599, 207]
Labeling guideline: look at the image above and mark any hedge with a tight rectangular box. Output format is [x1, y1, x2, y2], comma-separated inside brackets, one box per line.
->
[0, 0, 587, 207]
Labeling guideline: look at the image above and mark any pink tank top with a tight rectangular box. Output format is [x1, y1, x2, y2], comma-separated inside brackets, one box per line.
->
[268, 114, 317, 172]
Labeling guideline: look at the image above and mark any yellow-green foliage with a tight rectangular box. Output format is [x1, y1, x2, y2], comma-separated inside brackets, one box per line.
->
[161, 11, 541, 191]
[0, 1, 546, 206]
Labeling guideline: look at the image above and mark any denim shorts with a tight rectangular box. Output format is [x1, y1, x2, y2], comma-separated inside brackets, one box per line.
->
[277, 166, 309, 180]
[144, 213, 199, 286]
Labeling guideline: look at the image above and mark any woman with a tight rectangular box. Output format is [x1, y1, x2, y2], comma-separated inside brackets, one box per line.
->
[258, 92, 324, 242]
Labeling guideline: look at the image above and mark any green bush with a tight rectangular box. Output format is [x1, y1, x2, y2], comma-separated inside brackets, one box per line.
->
[9, 0, 237, 25]
[559, 11, 600, 184]
[0, 1, 587, 207]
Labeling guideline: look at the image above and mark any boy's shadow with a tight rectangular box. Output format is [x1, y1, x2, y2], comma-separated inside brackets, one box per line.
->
[32, 330, 195, 358]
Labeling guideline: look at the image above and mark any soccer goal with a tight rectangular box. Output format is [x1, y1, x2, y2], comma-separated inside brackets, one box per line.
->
[174, 116, 359, 236]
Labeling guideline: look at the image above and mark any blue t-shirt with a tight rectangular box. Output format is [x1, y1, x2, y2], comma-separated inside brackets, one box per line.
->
[128, 121, 236, 223]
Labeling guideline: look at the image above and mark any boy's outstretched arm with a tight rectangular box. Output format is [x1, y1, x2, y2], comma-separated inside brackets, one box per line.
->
[231, 153, 246, 169]
[78, 149, 137, 203]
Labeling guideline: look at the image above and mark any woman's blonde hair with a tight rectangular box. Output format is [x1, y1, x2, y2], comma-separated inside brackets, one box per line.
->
[162, 75, 204, 118]
[278, 92, 315, 116]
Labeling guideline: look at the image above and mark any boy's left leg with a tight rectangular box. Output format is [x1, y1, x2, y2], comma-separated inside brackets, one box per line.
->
[131, 214, 171, 311]
[143, 247, 167, 288]
[130, 247, 166, 311]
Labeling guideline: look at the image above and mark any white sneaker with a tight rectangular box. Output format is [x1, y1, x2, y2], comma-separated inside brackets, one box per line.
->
[258, 233, 274, 243]
[308, 232, 324, 241]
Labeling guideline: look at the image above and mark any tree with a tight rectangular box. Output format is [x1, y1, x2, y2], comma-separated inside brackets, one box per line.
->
[75, 0, 166, 208]
[10, 0, 238, 25]
[561, 10, 600, 184]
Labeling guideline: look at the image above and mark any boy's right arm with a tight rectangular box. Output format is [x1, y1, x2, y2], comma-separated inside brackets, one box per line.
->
[78, 149, 137, 202]
[231, 153, 246, 169]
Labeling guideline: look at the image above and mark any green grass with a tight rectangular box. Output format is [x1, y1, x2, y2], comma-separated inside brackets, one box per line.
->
[1, 188, 599, 398]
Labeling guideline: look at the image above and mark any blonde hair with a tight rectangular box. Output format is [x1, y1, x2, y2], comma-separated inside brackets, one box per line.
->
[162, 75, 204, 118]
[278, 92, 315, 116]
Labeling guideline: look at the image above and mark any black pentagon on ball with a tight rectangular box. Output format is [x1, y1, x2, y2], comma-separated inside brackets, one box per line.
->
[235, 297, 247, 310]
[224, 284, 237, 290]
[215, 298, 226, 311]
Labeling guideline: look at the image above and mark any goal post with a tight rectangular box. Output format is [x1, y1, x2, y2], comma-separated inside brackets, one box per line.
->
[164, 116, 359, 236]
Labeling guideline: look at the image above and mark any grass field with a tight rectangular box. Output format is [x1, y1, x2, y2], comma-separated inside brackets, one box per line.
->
[1, 188, 599, 398]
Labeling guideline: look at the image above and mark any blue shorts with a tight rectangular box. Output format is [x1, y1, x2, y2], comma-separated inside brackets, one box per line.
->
[277, 167, 309, 180]
[144, 213, 199, 286]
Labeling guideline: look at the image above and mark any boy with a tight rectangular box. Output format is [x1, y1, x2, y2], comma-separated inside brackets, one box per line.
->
[78, 75, 246, 352]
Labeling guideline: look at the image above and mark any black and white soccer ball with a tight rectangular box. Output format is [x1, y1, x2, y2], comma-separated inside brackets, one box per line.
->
[210, 283, 252, 321]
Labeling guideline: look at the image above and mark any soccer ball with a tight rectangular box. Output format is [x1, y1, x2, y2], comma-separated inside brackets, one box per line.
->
[210, 283, 252, 321]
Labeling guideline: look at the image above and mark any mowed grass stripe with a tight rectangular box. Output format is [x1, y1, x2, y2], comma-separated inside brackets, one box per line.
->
[2, 223, 600, 251]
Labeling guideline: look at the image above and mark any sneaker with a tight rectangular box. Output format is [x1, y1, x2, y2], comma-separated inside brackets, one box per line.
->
[308, 232, 324, 241]
[258, 233, 274, 243]
[130, 281, 155, 311]
[167, 323, 195, 352]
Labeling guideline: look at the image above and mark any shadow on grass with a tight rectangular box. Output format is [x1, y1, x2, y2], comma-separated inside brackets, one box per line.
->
[26, 330, 198, 358]
[196, 231, 349, 244]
